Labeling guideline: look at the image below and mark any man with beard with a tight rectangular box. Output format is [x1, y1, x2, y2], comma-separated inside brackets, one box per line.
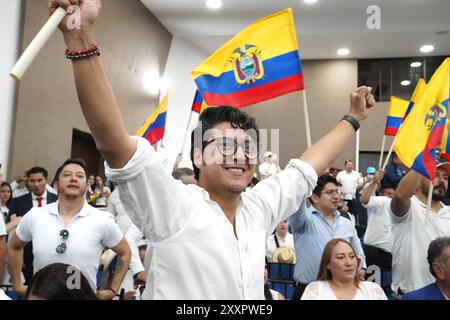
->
[8, 159, 131, 299]
[390, 162, 450, 295]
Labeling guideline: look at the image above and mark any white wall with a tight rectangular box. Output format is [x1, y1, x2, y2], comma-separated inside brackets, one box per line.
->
[159, 36, 208, 170]
[0, 0, 23, 179]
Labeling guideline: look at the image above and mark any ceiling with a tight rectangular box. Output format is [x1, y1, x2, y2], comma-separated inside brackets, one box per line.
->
[141, 0, 450, 59]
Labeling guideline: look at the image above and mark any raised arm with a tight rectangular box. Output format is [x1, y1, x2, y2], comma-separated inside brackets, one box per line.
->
[390, 171, 421, 217]
[360, 169, 384, 205]
[300, 87, 375, 175]
[49, 0, 136, 168]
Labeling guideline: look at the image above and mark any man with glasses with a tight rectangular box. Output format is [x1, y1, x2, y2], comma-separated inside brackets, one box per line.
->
[8, 159, 131, 300]
[49, 0, 375, 299]
[290, 175, 366, 299]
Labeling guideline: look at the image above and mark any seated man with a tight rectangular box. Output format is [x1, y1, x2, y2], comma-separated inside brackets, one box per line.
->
[402, 237, 450, 300]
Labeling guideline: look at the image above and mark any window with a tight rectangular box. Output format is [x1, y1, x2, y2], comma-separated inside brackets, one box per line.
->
[358, 56, 447, 102]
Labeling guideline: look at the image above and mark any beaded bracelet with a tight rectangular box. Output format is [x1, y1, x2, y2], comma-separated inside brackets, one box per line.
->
[65, 44, 101, 60]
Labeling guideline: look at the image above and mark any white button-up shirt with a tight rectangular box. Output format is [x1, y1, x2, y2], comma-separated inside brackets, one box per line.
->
[106, 137, 317, 300]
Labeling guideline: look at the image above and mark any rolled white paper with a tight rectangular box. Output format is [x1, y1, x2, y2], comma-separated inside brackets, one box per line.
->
[10, 7, 67, 80]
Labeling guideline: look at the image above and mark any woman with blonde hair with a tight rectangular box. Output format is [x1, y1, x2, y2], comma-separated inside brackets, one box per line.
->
[301, 239, 387, 300]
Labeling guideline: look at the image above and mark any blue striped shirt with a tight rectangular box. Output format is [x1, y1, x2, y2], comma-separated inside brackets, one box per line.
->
[289, 202, 366, 285]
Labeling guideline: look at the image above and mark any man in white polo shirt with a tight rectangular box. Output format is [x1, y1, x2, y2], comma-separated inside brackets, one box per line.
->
[390, 162, 450, 294]
[8, 159, 131, 300]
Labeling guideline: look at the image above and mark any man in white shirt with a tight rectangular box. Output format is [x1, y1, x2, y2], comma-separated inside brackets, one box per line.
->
[266, 219, 295, 262]
[259, 152, 281, 180]
[360, 169, 395, 273]
[8, 167, 58, 284]
[8, 159, 131, 299]
[390, 162, 450, 294]
[50, 0, 375, 299]
[336, 160, 361, 215]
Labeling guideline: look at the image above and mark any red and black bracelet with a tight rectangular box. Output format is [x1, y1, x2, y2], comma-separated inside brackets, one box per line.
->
[65, 44, 101, 60]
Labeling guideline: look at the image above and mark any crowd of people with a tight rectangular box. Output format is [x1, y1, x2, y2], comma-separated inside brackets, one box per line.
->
[0, 0, 449, 301]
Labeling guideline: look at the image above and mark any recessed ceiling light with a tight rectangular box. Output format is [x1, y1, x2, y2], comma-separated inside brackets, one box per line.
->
[410, 62, 422, 68]
[401, 80, 411, 86]
[206, 0, 222, 9]
[420, 45, 434, 53]
[304, 0, 318, 4]
[337, 48, 350, 56]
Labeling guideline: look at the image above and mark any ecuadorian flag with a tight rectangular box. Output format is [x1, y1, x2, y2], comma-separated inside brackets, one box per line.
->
[191, 8, 304, 108]
[402, 78, 427, 122]
[440, 120, 450, 161]
[384, 96, 409, 136]
[191, 90, 210, 114]
[135, 94, 168, 145]
[395, 58, 450, 179]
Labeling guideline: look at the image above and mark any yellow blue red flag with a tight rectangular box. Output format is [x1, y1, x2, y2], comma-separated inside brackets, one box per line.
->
[191, 90, 211, 114]
[394, 58, 449, 179]
[402, 78, 427, 122]
[191, 8, 304, 108]
[384, 96, 409, 136]
[440, 120, 450, 161]
[135, 94, 168, 145]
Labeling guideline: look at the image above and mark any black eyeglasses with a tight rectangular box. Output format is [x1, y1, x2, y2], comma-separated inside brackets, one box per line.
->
[321, 189, 340, 197]
[56, 229, 69, 254]
[203, 137, 259, 160]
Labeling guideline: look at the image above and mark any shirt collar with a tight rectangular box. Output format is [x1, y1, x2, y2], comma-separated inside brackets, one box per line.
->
[32, 190, 47, 200]
[48, 200, 91, 218]
[308, 205, 340, 218]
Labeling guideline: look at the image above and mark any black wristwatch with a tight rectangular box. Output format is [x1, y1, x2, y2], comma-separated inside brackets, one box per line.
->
[341, 115, 360, 132]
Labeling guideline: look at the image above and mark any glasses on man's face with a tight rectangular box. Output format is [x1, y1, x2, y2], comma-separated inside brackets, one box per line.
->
[56, 229, 69, 254]
[321, 189, 340, 197]
[204, 137, 259, 160]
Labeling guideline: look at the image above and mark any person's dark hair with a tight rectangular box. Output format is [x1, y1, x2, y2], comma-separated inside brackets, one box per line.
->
[344, 160, 353, 166]
[172, 167, 195, 181]
[379, 182, 395, 193]
[312, 175, 339, 197]
[427, 236, 450, 278]
[26, 263, 98, 300]
[0, 182, 13, 207]
[190, 106, 259, 181]
[27, 167, 48, 179]
[55, 158, 89, 181]
[264, 257, 273, 300]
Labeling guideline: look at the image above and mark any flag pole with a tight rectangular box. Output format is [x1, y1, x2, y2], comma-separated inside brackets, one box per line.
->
[425, 181, 433, 225]
[181, 111, 195, 155]
[302, 91, 312, 148]
[356, 129, 360, 172]
[379, 135, 386, 168]
[382, 135, 397, 170]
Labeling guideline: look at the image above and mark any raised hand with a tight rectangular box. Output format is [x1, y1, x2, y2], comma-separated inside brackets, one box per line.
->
[349, 86, 376, 122]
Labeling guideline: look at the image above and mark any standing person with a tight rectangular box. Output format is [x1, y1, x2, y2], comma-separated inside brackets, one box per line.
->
[359, 169, 395, 272]
[8, 159, 131, 299]
[8, 167, 58, 284]
[301, 239, 386, 300]
[266, 219, 295, 262]
[390, 162, 450, 294]
[382, 153, 407, 190]
[0, 208, 5, 283]
[92, 176, 110, 208]
[290, 175, 367, 299]
[336, 160, 362, 215]
[48, 0, 375, 299]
